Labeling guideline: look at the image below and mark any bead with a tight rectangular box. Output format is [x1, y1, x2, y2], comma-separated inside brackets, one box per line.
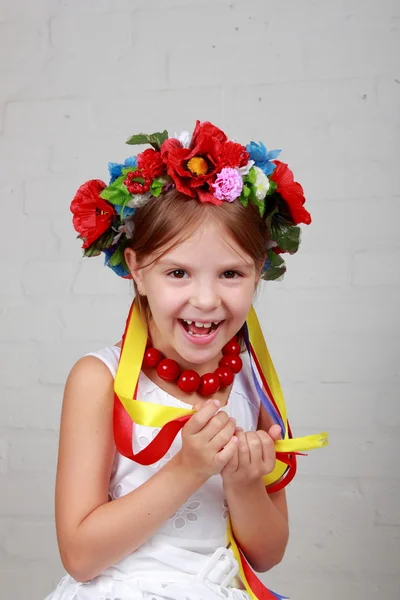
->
[222, 337, 241, 355]
[143, 347, 162, 368]
[214, 366, 234, 388]
[219, 353, 243, 374]
[177, 370, 201, 394]
[156, 358, 181, 382]
[199, 373, 220, 396]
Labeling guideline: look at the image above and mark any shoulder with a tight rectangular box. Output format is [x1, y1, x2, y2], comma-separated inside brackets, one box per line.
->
[83, 345, 121, 379]
[68, 353, 115, 385]
[58, 354, 116, 473]
[63, 351, 117, 418]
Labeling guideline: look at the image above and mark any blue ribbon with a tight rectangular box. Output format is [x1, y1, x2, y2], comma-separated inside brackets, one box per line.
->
[243, 322, 286, 437]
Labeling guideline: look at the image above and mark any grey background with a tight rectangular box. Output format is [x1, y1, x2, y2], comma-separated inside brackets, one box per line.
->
[0, 0, 399, 598]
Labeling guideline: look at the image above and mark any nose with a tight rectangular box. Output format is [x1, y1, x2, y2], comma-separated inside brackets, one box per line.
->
[189, 280, 221, 312]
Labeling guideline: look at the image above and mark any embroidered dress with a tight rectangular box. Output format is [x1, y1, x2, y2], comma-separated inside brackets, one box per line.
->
[45, 346, 262, 600]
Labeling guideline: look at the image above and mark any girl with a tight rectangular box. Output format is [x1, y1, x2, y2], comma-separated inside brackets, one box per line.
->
[46, 121, 327, 600]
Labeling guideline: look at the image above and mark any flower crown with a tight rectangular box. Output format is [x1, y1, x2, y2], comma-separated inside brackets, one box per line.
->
[71, 120, 311, 280]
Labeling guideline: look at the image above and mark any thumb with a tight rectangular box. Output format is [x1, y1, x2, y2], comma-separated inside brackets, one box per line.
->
[268, 424, 282, 441]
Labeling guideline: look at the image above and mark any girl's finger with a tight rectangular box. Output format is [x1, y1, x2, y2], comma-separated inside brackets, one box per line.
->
[268, 424, 282, 441]
[247, 431, 263, 465]
[237, 430, 250, 467]
[209, 417, 236, 450]
[221, 444, 239, 474]
[185, 399, 221, 435]
[257, 430, 276, 463]
[215, 436, 238, 468]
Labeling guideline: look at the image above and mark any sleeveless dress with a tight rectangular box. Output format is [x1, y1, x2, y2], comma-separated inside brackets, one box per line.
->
[46, 346, 262, 600]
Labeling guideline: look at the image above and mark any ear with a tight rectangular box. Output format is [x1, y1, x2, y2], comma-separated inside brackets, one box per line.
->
[124, 248, 146, 295]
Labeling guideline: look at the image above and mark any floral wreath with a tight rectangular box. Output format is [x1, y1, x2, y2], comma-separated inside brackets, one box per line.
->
[71, 120, 311, 281]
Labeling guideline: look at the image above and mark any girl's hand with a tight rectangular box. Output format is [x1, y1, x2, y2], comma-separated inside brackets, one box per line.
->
[177, 400, 238, 479]
[221, 424, 282, 489]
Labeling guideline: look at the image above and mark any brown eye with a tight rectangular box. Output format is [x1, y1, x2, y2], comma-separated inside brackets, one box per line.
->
[169, 270, 186, 279]
[223, 271, 240, 279]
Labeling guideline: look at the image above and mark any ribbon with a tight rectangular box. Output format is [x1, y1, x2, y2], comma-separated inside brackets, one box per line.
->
[113, 300, 328, 598]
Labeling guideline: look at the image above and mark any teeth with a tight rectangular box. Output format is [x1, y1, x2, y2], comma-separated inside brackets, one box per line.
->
[182, 319, 221, 327]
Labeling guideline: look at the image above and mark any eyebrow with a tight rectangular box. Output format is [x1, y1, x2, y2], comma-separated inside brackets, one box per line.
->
[157, 259, 254, 271]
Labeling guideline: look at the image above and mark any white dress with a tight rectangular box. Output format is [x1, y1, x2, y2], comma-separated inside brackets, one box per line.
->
[46, 346, 262, 600]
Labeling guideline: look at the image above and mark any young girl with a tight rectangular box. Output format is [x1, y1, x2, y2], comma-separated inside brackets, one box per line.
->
[45, 121, 327, 600]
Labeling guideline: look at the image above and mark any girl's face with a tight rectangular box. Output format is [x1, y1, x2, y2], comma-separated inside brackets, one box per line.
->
[126, 220, 260, 373]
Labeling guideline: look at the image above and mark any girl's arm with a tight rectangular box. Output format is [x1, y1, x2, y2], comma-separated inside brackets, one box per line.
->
[221, 406, 289, 572]
[55, 357, 237, 582]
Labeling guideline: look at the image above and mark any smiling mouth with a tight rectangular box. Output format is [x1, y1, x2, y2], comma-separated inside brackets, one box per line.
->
[179, 319, 223, 336]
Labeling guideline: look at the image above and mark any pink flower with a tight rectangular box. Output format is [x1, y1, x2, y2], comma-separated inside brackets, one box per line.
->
[212, 167, 243, 202]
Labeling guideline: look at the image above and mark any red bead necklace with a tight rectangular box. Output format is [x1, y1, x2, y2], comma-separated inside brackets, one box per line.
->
[142, 336, 243, 397]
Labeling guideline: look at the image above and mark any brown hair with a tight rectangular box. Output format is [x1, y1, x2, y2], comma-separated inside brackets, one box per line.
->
[128, 188, 269, 325]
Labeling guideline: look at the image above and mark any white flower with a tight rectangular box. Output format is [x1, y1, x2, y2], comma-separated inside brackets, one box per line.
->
[253, 166, 270, 201]
[127, 191, 152, 208]
[112, 218, 136, 244]
[124, 217, 135, 240]
[174, 130, 192, 148]
[112, 225, 125, 245]
[237, 159, 254, 177]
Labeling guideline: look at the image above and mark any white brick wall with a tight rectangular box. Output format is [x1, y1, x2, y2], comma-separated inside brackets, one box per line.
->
[1, 0, 399, 598]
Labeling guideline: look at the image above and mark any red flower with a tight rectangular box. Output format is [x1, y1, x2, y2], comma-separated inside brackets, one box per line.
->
[192, 120, 227, 144]
[137, 148, 164, 179]
[124, 170, 151, 194]
[270, 161, 311, 225]
[70, 180, 116, 248]
[161, 121, 231, 205]
[219, 140, 249, 169]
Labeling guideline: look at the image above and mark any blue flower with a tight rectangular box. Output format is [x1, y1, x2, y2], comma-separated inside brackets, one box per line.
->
[103, 246, 130, 278]
[246, 142, 281, 176]
[262, 256, 271, 273]
[108, 156, 137, 183]
[114, 204, 135, 218]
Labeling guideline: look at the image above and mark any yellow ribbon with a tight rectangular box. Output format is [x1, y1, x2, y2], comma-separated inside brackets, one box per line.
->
[114, 303, 328, 483]
[114, 302, 328, 598]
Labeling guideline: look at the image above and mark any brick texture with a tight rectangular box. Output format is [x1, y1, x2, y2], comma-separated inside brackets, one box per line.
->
[0, 1, 399, 599]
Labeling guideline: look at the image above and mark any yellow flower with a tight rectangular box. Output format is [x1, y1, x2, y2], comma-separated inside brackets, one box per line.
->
[187, 156, 208, 176]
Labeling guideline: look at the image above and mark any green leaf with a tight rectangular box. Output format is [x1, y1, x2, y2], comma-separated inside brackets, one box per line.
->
[267, 180, 277, 195]
[126, 130, 169, 150]
[271, 223, 301, 254]
[122, 166, 137, 175]
[100, 173, 131, 205]
[112, 172, 129, 188]
[100, 187, 129, 205]
[83, 245, 101, 258]
[108, 244, 124, 267]
[151, 177, 166, 198]
[83, 229, 115, 257]
[120, 196, 133, 220]
[248, 191, 265, 217]
[261, 250, 287, 281]
[245, 166, 256, 185]
[131, 175, 145, 184]
[239, 184, 251, 207]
